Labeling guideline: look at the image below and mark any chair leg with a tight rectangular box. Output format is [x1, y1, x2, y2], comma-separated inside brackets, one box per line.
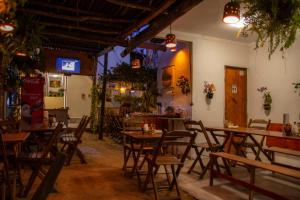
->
[150, 167, 159, 200]
[143, 162, 152, 192]
[163, 165, 172, 187]
[21, 167, 40, 197]
[199, 159, 211, 179]
[123, 148, 131, 171]
[170, 165, 181, 199]
[188, 148, 204, 174]
[76, 148, 87, 164]
[209, 157, 215, 186]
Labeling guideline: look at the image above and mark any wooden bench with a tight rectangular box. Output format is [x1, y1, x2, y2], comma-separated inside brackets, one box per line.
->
[264, 146, 300, 170]
[209, 152, 300, 200]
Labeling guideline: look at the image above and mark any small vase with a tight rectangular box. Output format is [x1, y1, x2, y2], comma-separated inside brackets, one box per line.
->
[206, 92, 214, 99]
[263, 104, 271, 111]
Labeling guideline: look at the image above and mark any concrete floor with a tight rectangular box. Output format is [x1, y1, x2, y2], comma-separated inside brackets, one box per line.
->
[20, 133, 300, 200]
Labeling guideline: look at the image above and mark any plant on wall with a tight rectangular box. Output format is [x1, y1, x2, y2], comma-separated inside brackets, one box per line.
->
[293, 82, 300, 95]
[203, 81, 216, 99]
[238, 0, 300, 58]
[257, 86, 272, 111]
[176, 75, 191, 95]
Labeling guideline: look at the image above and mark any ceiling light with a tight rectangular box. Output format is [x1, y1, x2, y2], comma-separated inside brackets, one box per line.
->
[165, 25, 176, 48]
[230, 17, 245, 28]
[170, 47, 177, 52]
[16, 51, 28, 57]
[223, 1, 240, 24]
[0, 22, 14, 33]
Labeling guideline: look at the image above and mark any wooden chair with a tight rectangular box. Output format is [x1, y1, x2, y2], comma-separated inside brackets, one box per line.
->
[31, 151, 66, 200]
[19, 122, 64, 197]
[237, 119, 270, 161]
[143, 130, 196, 200]
[0, 133, 17, 200]
[184, 120, 224, 179]
[60, 117, 90, 165]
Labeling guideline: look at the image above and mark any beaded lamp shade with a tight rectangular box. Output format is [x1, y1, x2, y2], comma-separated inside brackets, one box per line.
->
[165, 33, 176, 48]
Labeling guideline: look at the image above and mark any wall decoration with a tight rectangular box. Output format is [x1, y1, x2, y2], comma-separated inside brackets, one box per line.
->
[47, 74, 64, 97]
[162, 65, 174, 89]
[203, 81, 216, 99]
[176, 75, 190, 95]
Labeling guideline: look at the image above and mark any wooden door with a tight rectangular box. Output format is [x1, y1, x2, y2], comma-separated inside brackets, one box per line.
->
[225, 66, 247, 127]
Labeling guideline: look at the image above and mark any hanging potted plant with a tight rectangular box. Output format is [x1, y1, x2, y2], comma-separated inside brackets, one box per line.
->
[257, 86, 272, 111]
[238, 0, 300, 58]
[204, 82, 216, 99]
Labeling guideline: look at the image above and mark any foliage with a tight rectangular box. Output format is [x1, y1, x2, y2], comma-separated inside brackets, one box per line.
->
[293, 82, 300, 95]
[239, 0, 300, 58]
[257, 86, 272, 105]
[1, 1, 45, 90]
[108, 62, 159, 112]
[176, 75, 191, 95]
[90, 77, 101, 134]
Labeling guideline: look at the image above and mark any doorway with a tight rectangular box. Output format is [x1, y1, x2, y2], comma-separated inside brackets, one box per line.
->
[225, 66, 247, 127]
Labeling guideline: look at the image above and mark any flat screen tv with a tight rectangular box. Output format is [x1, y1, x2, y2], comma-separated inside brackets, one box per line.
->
[56, 57, 80, 73]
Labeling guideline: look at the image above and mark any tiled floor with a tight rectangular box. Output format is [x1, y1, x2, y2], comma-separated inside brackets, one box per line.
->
[21, 133, 300, 200]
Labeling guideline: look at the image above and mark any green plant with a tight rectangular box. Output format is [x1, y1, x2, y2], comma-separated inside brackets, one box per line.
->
[257, 86, 272, 110]
[239, 0, 300, 58]
[176, 76, 191, 95]
[293, 82, 300, 95]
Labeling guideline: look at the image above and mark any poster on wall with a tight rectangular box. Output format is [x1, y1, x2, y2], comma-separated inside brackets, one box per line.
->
[162, 65, 174, 89]
[21, 76, 45, 128]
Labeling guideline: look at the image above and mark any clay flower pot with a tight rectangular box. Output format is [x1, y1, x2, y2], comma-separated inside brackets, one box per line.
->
[263, 103, 271, 111]
[206, 92, 214, 99]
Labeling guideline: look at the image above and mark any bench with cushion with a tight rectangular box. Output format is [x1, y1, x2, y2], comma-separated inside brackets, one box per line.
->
[209, 152, 300, 200]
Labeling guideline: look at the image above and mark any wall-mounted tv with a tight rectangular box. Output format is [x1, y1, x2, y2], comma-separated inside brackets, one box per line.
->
[56, 57, 81, 74]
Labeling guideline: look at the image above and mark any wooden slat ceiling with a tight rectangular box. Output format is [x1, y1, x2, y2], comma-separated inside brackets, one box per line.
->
[17, 0, 203, 54]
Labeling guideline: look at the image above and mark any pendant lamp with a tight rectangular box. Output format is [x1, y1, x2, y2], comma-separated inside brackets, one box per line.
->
[223, 1, 240, 24]
[165, 25, 176, 48]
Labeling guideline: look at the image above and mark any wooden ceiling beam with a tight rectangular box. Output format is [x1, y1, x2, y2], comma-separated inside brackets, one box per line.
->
[121, 0, 204, 56]
[28, 1, 110, 18]
[42, 32, 127, 46]
[104, 0, 154, 11]
[44, 44, 101, 53]
[139, 42, 166, 51]
[40, 22, 119, 35]
[122, 0, 176, 37]
[18, 8, 131, 23]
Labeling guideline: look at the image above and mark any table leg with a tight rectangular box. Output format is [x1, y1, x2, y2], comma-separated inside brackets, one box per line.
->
[248, 135, 271, 161]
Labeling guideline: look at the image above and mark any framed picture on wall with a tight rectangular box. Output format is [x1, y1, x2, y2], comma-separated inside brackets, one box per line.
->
[162, 65, 174, 89]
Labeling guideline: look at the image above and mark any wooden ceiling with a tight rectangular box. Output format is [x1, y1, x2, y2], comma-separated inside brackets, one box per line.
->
[17, 0, 203, 55]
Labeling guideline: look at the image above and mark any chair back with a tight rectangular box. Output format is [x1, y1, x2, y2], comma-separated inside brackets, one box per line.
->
[184, 120, 213, 147]
[267, 123, 283, 132]
[31, 152, 66, 200]
[248, 119, 271, 130]
[74, 116, 88, 137]
[75, 117, 90, 140]
[41, 122, 64, 159]
[153, 130, 196, 164]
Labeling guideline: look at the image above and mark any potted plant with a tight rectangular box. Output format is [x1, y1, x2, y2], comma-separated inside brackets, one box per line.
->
[238, 0, 300, 58]
[176, 76, 191, 95]
[257, 87, 272, 111]
[293, 82, 300, 95]
[204, 82, 216, 99]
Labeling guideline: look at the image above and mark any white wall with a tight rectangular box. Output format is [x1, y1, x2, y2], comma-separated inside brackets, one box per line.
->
[158, 30, 250, 126]
[248, 40, 300, 123]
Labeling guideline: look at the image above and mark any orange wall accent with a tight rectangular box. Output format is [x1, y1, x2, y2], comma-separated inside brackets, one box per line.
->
[43, 48, 95, 76]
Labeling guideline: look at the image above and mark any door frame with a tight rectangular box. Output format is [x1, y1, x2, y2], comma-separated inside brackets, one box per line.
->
[224, 65, 248, 126]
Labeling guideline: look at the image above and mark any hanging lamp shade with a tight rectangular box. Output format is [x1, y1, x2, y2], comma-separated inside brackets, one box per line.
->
[131, 58, 141, 69]
[223, 1, 240, 24]
[165, 33, 176, 48]
[0, 22, 14, 33]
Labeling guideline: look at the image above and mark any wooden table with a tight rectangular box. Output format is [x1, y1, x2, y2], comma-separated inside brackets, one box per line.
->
[122, 131, 162, 188]
[205, 127, 294, 161]
[2, 132, 30, 143]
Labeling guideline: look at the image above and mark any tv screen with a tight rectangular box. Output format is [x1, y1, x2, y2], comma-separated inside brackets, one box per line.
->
[56, 57, 80, 73]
